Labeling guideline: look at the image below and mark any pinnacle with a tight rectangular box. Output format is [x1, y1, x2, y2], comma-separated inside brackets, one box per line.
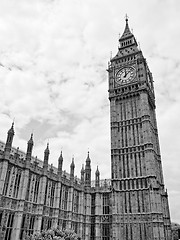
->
[44, 142, 50, 153]
[8, 122, 15, 134]
[81, 164, 84, 171]
[96, 166, 100, 175]
[86, 151, 90, 161]
[71, 157, 75, 168]
[59, 150, 63, 160]
[119, 15, 133, 40]
[28, 133, 34, 144]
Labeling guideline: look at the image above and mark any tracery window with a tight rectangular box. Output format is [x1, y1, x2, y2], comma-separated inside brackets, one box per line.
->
[73, 190, 79, 213]
[47, 218, 52, 229]
[102, 224, 110, 240]
[8, 167, 16, 197]
[61, 185, 69, 210]
[103, 194, 110, 215]
[91, 194, 95, 215]
[4, 212, 14, 240]
[26, 173, 32, 201]
[20, 214, 35, 239]
[26, 173, 40, 203]
[33, 176, 40, 203]
[28, 215, 35, 236]
[13, 168, 21, 198]
[3, 165, 12, 196]
[50, 181, 56, 207]
[44, 180, 56, 207]
[44, 180, 48, 205]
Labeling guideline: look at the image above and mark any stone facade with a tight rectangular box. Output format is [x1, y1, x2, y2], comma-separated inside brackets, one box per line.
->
[108, 17, 171, 240]
[0, 18, 172, 240]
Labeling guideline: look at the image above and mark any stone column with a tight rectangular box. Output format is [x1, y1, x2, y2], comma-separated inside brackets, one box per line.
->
[36, 174, 47, 232]
[20, 168, 30, 200]
[79, 191, 84, 237]
[34, 215, 42, 233]
[67, 186, 74, 229]
[54, 181, 62, 228]
[39, 175, 47, 205]
[84, 192, 91, 239]
[12, 212, 23, 240]
[95, 192, 101, 240]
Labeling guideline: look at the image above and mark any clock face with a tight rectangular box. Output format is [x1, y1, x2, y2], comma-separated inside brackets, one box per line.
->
[116, 67, 136, 84]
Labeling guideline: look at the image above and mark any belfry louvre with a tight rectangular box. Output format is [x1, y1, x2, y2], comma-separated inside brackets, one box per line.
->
[0, 18, 171, 240]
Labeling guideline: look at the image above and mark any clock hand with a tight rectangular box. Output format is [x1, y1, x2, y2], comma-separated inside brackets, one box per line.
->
[124, 69, 128, 77]
[124, 70, 131, 78]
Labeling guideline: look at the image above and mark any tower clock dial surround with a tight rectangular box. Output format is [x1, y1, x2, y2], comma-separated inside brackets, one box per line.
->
[115, 66, 136, 84]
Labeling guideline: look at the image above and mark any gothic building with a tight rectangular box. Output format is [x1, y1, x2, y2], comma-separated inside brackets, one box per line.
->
[0, 18, 172, 240]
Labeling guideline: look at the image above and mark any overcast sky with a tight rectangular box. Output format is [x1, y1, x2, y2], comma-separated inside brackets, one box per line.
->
[0, 0, 180, 223]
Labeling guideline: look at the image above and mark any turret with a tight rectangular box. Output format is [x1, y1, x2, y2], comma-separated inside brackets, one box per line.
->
[43, 143, 49, 170]
[58, 151, 63, 176]
[81, 164, 85, 183]
[85, 151, 91, 188]
[4, 122, 15, 155]
[95, 166, 100, 188]
[26, 134, 34, 161]
[70, 157, 75, 181]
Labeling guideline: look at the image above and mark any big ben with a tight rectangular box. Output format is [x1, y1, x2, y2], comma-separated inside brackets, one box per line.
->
[108, 17, 172, 240]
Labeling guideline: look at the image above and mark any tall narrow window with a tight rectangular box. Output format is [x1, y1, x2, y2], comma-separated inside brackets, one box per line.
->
[127, 155, 130, 177]
[5, 212, 14, 240]
[26, 173, 32, 201]
[124, 193, 127, 213]
[33, 176, 40, 203]
[90, 216, 95, 240]
[73, 190, 79, 213]
[144, 224, 147, 239]
[47, 218, 52, 229]
[134, 153, 138, 177]
[61, 186, 68, 210]
[28, 215, 35, 236]
[140, 223, 142, 240]
[0, 210, 3, 226]
[142, 191, 145, 212]
[129, 192, 132, 213]
[3, 165, 11, 196]
[102, 224, 110, 240]
[125, 225, 128, 240]
[137, 191, 141, 213]
[103, 194, 110, 215]
[62, 220, 66, 229]
[91, 194, 95, 215]
[44, 180, 48, 205]
[20, 214, 26, 240]
[41, 217, 44, 231]
[13, 169, 21, 198]
[50, 182, 56, 207]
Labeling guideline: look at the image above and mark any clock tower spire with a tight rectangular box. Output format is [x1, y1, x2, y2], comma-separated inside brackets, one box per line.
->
[108, 17, 171, 240]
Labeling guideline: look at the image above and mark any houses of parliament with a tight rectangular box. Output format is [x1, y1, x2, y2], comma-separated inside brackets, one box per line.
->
[0, 18, 172, 240]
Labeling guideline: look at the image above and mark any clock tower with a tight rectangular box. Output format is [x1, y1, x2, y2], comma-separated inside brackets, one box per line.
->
[108, 17, 171, 240]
